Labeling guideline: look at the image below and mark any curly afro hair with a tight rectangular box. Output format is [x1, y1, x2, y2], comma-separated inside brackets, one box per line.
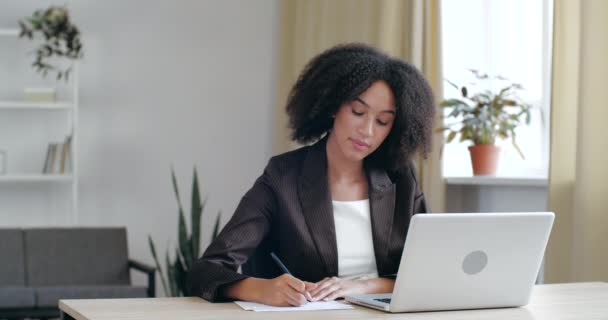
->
[286, 43, 436, 173]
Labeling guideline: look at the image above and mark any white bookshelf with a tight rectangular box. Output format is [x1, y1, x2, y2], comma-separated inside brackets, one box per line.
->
[0, 28, 80, 224]
[0, 174, 74, 182]
[0, 101, 74, 110]
[0, 28, 19, 36]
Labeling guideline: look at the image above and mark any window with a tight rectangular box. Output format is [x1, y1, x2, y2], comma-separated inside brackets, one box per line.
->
[440, 0, 553, 178]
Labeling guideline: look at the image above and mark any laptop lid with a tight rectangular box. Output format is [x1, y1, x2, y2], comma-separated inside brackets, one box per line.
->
[389, 212, 554, 312]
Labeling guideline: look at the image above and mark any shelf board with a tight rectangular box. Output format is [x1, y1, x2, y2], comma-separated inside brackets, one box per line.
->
[0, 101, 73, 110]
[0, 174, 74, 182]
[0, 29, 19, 37]
[444, 176, 548, 187]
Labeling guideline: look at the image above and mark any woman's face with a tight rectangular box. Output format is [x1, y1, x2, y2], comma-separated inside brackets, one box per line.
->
[329, 80, 397, 162]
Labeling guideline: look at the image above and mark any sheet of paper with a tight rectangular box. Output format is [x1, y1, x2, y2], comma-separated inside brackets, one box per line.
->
[234, 300, 354, 312]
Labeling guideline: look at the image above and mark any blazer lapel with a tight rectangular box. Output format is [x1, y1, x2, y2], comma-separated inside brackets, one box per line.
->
[366, 165, 396, 275]
[298, 138, 339, 276]
[297, 138, 397, 277]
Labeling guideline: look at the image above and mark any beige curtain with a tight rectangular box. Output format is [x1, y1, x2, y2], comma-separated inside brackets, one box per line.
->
[275, 0, 445, 211]
[545, 0, 608, 283]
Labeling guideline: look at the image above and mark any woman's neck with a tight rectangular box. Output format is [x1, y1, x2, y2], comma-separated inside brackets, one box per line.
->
[326, 134, 366, 183]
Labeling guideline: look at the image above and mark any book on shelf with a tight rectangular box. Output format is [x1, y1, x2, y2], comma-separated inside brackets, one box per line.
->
[42, 135, 72, 174]
[63, 135, 73, 173]
[42, 143, 56, 174]
[42, 145, 52, 174]
[24, 87, 57, 102]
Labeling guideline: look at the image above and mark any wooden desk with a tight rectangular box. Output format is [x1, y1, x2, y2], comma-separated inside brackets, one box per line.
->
[59, 282, 608, 320]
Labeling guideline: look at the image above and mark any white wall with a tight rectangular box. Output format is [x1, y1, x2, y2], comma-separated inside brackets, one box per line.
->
[0, 0, 280, 292]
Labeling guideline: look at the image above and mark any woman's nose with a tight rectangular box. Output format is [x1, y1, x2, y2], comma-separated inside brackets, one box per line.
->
[358, 118, 374, 137]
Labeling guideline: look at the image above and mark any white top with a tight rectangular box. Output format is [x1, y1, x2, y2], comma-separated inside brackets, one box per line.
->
[332, 199, 378, 279]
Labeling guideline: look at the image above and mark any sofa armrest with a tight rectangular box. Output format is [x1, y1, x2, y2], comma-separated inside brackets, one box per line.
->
[128, 259, 156, 297]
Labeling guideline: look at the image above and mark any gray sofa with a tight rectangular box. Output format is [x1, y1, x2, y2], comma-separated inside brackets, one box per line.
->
[0, 227, 155, 320]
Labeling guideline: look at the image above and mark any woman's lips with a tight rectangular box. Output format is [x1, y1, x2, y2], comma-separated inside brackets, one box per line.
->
[350, 138, 370, 151]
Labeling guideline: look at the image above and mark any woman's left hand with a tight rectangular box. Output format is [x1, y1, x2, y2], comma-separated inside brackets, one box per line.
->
[307, 277, 367, 301]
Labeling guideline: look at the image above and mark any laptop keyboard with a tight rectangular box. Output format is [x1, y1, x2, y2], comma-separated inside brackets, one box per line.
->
[374, 298, 391, 304]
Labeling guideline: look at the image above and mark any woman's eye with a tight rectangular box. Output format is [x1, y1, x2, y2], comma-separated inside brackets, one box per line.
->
[376, 119, 389, 126]
[351, 108, 364, 116]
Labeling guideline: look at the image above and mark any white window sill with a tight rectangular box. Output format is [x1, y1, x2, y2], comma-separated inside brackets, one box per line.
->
[444, 176, 548, 187]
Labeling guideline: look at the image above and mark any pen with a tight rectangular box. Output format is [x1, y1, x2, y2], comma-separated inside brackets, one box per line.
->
[270, 252, 292, 275]
[271, 252, 313, 302]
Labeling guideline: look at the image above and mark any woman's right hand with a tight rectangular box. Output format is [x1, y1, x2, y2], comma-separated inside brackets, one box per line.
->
[223, 274, 316, 307]
[257, 274, 317, 306]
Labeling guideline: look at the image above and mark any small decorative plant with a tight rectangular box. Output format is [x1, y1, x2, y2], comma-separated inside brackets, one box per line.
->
[18, 6, 83, 81]
[438, 69, 532, 174]
[148, 168, 221, 297]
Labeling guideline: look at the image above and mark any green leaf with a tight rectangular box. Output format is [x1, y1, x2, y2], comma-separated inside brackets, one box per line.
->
[469, 69, 488, 79]
[171, 167, 183, 208]
[178, 206, 192, 269]
[491, 96, 500, 107]
[498, 85, 513, 97]
[445, 79, 459, 90]
[503, 99, 518, 106]
[447, 108, 460, 118]
[439, 98, 468, 108]
[174, 249, 187, 296]
[512, 136, 525, 160]
[148, 236, 169, 297]
[213, 212, 222, 240]
[459, 127, 470, 142]
[462, 117, 479, 125]
[166, 250, 178, 297]
[172, 167, 193, 269]
[191, 167, 202, 259]
[446, 131, 457, 143]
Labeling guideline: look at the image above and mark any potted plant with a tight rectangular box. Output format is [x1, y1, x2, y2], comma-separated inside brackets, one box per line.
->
[148, 167, 221, 296]
[438, 69, 532, 175]
[18, 6, 83, 81]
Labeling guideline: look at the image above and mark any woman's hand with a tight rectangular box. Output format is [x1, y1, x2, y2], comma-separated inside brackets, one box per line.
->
[223, 274, 317, 307]
[256, 274, 317, 306]
[308, 276, 395, 301]
[308, 277, 366, 301]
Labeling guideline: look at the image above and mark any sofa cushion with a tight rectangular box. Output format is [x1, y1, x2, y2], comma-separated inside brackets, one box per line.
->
[24, 228, 130, 286]
[35, 285, 148, 307]
[0, 287, 36, 308]
[0, 229, 26, 286]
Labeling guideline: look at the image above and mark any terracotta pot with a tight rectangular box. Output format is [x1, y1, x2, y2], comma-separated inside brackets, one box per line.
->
[468, 144, 501, 175]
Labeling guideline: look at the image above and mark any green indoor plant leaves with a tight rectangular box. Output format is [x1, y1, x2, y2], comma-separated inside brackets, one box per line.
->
[438, 70, 533, 159]
[148, 167, 222, 296]
[18, 6, 83, 81]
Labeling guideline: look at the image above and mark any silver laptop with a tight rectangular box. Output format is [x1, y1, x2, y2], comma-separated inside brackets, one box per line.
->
[346, 212, 554, 313]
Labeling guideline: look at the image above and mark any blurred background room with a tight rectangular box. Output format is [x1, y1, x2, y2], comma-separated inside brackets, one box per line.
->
[0, 0, 606, 313]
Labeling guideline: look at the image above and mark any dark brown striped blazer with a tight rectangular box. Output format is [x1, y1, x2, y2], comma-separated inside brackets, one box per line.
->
[186, 137, 428, 301]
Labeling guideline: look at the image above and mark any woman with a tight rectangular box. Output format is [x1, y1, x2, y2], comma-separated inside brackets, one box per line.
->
[187, 43, 435, 307]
